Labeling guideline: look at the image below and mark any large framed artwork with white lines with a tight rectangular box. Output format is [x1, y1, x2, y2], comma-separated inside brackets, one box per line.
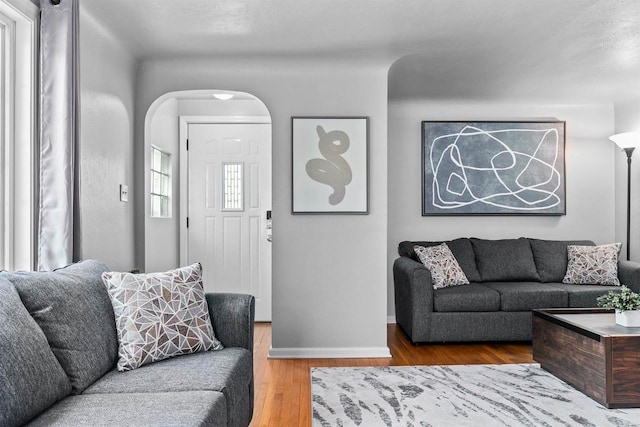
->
[422, 121, 566, 215]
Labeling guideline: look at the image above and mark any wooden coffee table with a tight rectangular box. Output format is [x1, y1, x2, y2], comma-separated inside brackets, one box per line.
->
[532, 308, 640, 408]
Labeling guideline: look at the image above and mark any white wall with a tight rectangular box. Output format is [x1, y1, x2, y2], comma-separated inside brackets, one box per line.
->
[387, 100, 616, 317]
[135, 58, 390, 357]
[78, 7, 136, 271]
[612, 98, 640, 262]
[144, 98, 179, 272]
[177, 98, 271, 118]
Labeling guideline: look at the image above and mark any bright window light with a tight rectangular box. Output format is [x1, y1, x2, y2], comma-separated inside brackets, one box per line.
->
[0, 0, 38, 270]
[150, 147, 171, 218]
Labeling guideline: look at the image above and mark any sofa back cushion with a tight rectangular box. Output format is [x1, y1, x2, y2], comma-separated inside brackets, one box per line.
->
[470, 238, 540, 282]
[528, 238, 595, 283]
[398, 238, 481, 282]
[0, 280, 71, 426]
[0, 260, 117, 394]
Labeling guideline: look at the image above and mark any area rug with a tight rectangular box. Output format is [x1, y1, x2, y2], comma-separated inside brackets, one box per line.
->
[311, 364, 640, 427]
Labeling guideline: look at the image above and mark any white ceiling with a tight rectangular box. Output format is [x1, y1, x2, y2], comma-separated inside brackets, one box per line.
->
[82, 0, 640, 102]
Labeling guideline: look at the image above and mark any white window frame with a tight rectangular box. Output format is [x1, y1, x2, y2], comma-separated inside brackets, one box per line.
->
[150, 146, 172, 218]
[0, 0, 38, 271]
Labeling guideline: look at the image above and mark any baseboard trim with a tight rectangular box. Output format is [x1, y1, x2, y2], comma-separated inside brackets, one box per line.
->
[387, 315, 396, 324]
[268, 346, 392, 359]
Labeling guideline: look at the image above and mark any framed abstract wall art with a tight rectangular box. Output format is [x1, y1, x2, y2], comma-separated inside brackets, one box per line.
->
[292, 117, 369, 214]
[422, 121, 566, 216]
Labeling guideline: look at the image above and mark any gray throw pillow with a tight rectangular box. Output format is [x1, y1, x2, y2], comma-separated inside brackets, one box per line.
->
[0, 260, 117, 394]
[0, 280, 71, 426]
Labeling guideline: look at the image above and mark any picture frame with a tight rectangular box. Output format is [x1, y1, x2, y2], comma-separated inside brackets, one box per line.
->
[292, 116, 369, 214]
[422, 121, 566, 216]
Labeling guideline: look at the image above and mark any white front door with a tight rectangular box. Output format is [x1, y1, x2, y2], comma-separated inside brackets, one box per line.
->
[186, 123, 272, 321]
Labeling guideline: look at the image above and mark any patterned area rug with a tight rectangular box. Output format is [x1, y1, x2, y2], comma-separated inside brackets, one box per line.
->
[311, 364, 640, 426]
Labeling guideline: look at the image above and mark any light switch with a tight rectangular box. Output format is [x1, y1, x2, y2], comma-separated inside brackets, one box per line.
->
[120, 184, 129, 202]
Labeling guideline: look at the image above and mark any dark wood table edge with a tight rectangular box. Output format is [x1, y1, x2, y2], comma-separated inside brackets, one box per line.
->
[532, 308, 612, 342]
[533, 308, 640, 409]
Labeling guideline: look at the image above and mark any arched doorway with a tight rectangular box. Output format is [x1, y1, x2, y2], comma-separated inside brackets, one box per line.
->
[144, 90, 272, 321]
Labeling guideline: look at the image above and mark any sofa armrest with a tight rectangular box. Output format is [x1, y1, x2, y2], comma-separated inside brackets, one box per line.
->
[205, 293, 255, 352]
[393, 257, 434, 343]
[618, 260, 640, 293]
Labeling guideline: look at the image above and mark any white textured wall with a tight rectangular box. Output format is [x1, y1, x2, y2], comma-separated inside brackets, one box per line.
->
[135, 58, 389, 356]
[144, 98, 179, 273]
[177, 98, 270, 118]
[387, 100, 616, 317]
[78, 7, 136, 271]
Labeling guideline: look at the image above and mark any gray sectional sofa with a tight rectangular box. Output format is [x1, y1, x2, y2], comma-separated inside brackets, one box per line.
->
[0, 260, 255, 427]
[393, 238, 640, 344]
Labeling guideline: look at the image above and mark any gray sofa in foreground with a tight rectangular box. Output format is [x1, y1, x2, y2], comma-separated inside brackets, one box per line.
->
[0, 260, 255, 427]
[393, 238, 640, 344]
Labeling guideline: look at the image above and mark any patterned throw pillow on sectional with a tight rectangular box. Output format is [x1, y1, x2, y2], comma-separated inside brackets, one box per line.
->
[414, 243, 470, 289]
[102, 263, 223, 371]
[562, 243, 622, 286]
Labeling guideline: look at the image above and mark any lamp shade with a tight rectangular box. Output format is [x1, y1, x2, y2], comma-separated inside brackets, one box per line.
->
[609, 131, 640, 149]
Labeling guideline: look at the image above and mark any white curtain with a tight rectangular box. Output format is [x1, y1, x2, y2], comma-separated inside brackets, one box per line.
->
[38, 0, 79, 271]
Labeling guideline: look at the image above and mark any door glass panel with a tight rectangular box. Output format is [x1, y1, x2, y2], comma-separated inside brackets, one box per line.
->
[223, 162, 243, 211]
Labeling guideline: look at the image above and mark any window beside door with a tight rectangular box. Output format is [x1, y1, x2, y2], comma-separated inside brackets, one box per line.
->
[150, 146, 171, 218]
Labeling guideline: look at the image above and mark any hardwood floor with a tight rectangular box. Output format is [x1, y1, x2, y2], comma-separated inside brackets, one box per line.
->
[250, 322, 533, 426]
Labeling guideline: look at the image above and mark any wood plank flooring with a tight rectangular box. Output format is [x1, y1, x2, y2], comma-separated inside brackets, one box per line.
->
[250, 322, 534, 426]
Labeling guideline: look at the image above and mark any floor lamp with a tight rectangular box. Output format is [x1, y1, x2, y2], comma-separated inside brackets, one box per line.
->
[609, 131, 640, 261]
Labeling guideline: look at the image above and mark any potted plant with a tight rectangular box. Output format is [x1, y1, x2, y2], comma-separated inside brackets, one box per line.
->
[597, 285, 640, 327]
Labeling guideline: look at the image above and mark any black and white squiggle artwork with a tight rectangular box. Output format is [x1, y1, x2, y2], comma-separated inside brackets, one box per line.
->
[293, 117, 368, 213]
[305, 126, 353, 206]
[422, 121, 565, 215]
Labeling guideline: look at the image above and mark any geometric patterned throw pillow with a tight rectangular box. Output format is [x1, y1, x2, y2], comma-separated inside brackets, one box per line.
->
[562, 243, 622, 286]
[414, 243, 470, 289]
[102, 263, 223, 371]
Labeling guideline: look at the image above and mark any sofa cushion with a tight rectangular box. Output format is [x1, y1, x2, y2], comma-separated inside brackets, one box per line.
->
[548, 283, 623, 308]
[0, 281, 72, 427]
[414, 243, 470, 289]
[102, 263, 223, 371]
[84, 348, 252, 427]
[471, 238, 540, 282]
[26, 391, 227, 427]
[528, 239, 595, 283]
[482, 282, 568, 311]
[0, 260, 116, 394]
[563, 243, 622, 286]
[398, 238, 481, 282]
[433, 284, 500, 312]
